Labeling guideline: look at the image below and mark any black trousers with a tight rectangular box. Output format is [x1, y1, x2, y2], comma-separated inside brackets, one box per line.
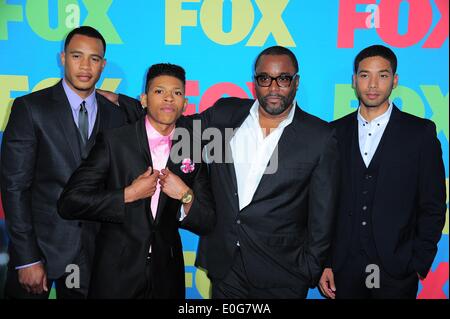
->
[211, 248, 309, 299]
[334, 250, 419, 299]
[132, 253, 153, 299]
[4, 247, 89, 299]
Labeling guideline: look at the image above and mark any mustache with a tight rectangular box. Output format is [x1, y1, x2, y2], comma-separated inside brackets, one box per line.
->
[263, 94, 285, 99]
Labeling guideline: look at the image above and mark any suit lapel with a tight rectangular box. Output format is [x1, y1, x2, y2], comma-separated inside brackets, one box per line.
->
[223, 105, 251, 200]
[344, 112, 358, 211]
[154, 147, 178, 226]
[52, 81, 82, 163]
[252, 105, 304, 198]
[95, 94, 112, 135]
[153, 119, 193, 225]
[135, 118, 154, 224]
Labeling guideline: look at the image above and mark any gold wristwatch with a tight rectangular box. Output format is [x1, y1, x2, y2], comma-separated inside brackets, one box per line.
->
[180, 189, 194, 204]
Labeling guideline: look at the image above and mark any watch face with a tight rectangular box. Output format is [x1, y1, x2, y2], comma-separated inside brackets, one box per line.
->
[183, 194, 193, 204]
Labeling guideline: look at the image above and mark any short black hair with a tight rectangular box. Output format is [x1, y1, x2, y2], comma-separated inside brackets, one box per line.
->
[64, 26, 106, 56]
[354, 44, 397, 74]
[254, 46, 299, 73]
[145, 63, 186, 92]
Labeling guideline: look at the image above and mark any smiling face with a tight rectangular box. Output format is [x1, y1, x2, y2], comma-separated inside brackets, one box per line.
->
[61, 34, 106, 99]
[254, 54, 299, 117]
[353, 56, 398, 110]
[141, 75, 187, 130]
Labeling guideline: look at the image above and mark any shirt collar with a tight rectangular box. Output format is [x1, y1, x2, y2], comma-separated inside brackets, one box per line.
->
[62, 79, 96, 112]
[357, 101, 393, 126]
[250, 99, 297, 129]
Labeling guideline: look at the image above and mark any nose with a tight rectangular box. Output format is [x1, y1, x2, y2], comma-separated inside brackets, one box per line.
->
[268, 78, 280, 92]
[368, 76, 378, 89]
[164, 91, 174, 102]
[80, 57, 90, 69]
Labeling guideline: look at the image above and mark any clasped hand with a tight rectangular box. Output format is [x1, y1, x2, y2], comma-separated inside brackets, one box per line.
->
[124, 167, 189, 203]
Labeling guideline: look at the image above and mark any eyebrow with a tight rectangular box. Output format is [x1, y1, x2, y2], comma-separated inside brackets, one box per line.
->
[153, 85, 184, 90]
[256, 72, 294, 76]
[68, 50, 103, 58]
[358, 69, 391, 73]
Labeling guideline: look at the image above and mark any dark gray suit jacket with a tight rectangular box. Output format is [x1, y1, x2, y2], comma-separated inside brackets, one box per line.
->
[0, 81, 128, 279]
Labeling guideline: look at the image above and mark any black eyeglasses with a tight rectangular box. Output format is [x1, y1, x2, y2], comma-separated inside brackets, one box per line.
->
[254, 74, 297, 87]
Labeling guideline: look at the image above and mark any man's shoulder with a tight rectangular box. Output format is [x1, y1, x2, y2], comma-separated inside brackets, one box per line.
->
[96, 93, 127, 118]
[299, 108, 334, 135]
[330, 111, 356, 128]
[101, 118, 140, 142]
[213, 97, 254, 110]
[15, 82, 58, 105]
[393, 110, 438, 141]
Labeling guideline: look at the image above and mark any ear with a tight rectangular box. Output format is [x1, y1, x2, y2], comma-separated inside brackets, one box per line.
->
[182, 98, 188, 113]
[140, 93, 147, 107]
[294, 75, 300, 90]
[60, 52, 66, 67]
[352, 74, 356, 89]
[102, 58, 107, 70]
[393, 73, 399, 89]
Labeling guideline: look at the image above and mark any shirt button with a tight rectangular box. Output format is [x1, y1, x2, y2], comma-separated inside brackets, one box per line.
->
[368, 133, 372, 136]
[362, 205, 367, 211]
[236, 219, 241, 224]
[365, 174, 372, 179]
[362, 221, 367, 226]
[234, 192, 238, 196]
[362, 190, 368, 195]
[364, 152, 368, 156]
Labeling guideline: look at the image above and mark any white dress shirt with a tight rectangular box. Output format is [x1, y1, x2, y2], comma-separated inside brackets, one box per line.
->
[357, 102, 393, 167]
[230, 100, 296, 211]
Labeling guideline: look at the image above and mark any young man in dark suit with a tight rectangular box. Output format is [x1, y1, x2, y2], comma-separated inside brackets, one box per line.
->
[110, 46, 339, 298]
[319, 45, 446, 299]
[0, 26, 129, 299]
[57, 64, 215, 299]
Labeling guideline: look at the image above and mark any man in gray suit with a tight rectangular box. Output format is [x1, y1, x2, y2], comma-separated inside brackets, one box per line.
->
[0, 26, 129, 299]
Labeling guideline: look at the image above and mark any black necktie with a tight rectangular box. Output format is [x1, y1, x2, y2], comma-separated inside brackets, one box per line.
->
[78, 101, 89, 146]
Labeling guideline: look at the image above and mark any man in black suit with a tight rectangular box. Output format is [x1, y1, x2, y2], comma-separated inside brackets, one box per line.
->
[57, 63, 215, 298]
[318, 45, 446, 299]
[193, 46, 339, 298]
[0, 26, 130, 299]
[105, 46, 339, 298]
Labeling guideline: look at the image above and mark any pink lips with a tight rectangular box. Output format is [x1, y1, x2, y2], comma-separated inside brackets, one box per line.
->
[366, 93, 379, 100]
[77, 74, 92, 82]
[161, 106, 175, 113]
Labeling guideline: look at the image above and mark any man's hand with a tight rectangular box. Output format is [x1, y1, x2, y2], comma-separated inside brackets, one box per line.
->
[18, 262, 48, 295]
[318, 267, 336, 299]
[124, 167, 159, 203]
[96, 89, 119, 106]
[159, 168, 190, 200]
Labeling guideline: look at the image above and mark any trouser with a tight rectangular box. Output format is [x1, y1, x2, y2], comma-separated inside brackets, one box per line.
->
[334, 250, 418, 299]
[211, 248, 309, 299]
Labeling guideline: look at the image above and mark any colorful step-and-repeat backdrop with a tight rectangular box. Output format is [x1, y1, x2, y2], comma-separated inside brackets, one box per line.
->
[0, 0, 448, 299]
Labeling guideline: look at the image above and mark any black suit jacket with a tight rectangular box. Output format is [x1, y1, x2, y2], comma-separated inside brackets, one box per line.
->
[330, 106, 446, 278]
[0, 81, 128, 279]
[57, 117, 215, 298]
[191, 97, 339, 289]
